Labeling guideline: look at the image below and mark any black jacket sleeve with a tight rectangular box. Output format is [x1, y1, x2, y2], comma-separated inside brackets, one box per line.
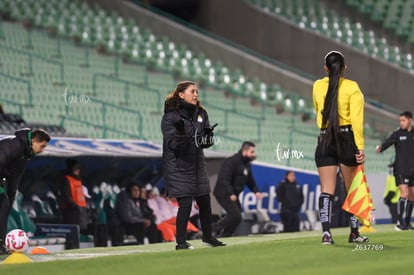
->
[0, 142, 25, 206]
[299, 186, 304, 207]
[61, 178, 78, 209]
[246, 167, 259, 193]
[276, 182, 285, 203]
[217, 158, 237, 196]
[161, 112, 188, 152]
[384, 191, 395, 205]
[380, 131, 399, 152]
[116, 195, 132, 223]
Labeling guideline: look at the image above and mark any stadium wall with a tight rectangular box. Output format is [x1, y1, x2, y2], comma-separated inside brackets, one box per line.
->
[190, 0, 414, 111]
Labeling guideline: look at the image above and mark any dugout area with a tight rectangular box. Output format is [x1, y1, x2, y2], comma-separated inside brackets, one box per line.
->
[6, 136, 229, 250]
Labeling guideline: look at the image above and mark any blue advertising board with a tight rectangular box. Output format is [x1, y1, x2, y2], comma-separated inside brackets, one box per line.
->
[239, 162, 321, 221]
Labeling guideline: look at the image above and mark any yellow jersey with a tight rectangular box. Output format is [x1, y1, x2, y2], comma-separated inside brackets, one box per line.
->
[313, 76, 364, 150]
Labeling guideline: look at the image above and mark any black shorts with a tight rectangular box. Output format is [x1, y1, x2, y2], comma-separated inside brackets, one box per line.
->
[396, 175, 414, 187]
[315, 127, 359, 167]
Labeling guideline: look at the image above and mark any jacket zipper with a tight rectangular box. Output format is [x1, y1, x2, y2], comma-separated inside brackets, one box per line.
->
[193, 118, 199, 193]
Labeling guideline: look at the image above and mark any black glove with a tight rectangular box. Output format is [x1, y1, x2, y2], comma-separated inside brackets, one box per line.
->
[174, 119, 185, 132]
[204, 123, 218, 135]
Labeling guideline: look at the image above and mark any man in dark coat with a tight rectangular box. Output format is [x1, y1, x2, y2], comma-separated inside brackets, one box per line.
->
[161, 81, 224, 250]
[213, 141, 262, 237]
[0, 128, 50, 254]
[276, 171, 304, 232]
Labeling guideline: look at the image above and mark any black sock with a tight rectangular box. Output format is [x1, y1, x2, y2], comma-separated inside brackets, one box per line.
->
[349, 214, 359, 234]
[319, 193, 332, 233]
[397, 198, 407, 225]
[405, 200, 414, 226]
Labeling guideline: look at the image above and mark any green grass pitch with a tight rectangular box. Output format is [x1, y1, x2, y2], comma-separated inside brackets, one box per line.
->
[1, 224, 413, 275]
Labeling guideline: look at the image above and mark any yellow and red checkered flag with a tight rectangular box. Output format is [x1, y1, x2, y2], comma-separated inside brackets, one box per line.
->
[342, 165, 374, 226]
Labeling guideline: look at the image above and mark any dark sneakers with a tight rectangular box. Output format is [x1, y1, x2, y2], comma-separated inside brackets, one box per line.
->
[202, 236, 226, 247]
[349, 232, 369, 243]
[406, 223, 413, 230]
[395, 223, 408, 231]
[176, 237, 226, 250]
[176, 242, 194, 250]
[322, 231, 334, 245]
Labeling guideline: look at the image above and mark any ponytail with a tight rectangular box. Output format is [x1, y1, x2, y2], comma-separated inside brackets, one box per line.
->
[321, 51, 345, 149]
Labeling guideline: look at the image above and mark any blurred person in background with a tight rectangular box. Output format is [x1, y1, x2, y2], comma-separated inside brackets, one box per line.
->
[147, 187, 199, 242]
[213, 141, 262, 237]
[115, 182, 160, 244]
[376, 111, 414, 230]
[60, 159, 88, 234]
[383, 163, 400, 224]
[276, 171, 304, 232]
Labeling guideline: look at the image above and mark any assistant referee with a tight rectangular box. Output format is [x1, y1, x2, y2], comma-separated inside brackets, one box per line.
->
[313, 51, 367, 245]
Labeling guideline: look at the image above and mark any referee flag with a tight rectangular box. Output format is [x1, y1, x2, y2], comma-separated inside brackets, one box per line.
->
[342, 165, 374, 226]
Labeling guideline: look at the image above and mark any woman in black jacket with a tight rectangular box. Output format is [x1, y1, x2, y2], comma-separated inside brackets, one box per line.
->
[161, 81, 225, 250]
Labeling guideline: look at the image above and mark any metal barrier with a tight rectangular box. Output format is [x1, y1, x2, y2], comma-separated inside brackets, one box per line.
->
[203, 102, 262, 143]
[0, 72, 32, 105]
[92, 73, 162, 113]
[0, 44, 65, 85]
[60, 97, 144, 139]
[0, 97, 25, 116]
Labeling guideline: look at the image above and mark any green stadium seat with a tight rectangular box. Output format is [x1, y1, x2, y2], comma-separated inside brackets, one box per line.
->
[250, 0, 414, 72]
[0, 0, 396, 172]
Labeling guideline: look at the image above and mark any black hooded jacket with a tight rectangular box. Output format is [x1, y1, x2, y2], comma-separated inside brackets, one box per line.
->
[214, 152, 259, 198]
[161, 99, 214, 198]
[0, 129, 34, 202]
[276, 179, 304, 211]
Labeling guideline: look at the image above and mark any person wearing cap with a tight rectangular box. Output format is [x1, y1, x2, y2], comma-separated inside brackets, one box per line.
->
[383, 163, 400, 224]
[376, 111, 414, 230]
[313, 51, 368, 245]
[60, 159, 88, 233]
[0, 128, 50, 255]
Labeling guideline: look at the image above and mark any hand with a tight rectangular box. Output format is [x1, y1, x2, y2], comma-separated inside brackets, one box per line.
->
[174, 119, 185, 132]
[375, 145, 381, 153]
[204, 123, 218, 134]
[143, 219, 151, 228]
[355, 150, 365, 163]
[255, 192, 263, 200]
[204, 127, 214, 135]
[230, 194, 237, 201]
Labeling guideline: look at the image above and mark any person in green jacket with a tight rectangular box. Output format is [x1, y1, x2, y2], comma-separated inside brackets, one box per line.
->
[383, 163, 400, 224]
